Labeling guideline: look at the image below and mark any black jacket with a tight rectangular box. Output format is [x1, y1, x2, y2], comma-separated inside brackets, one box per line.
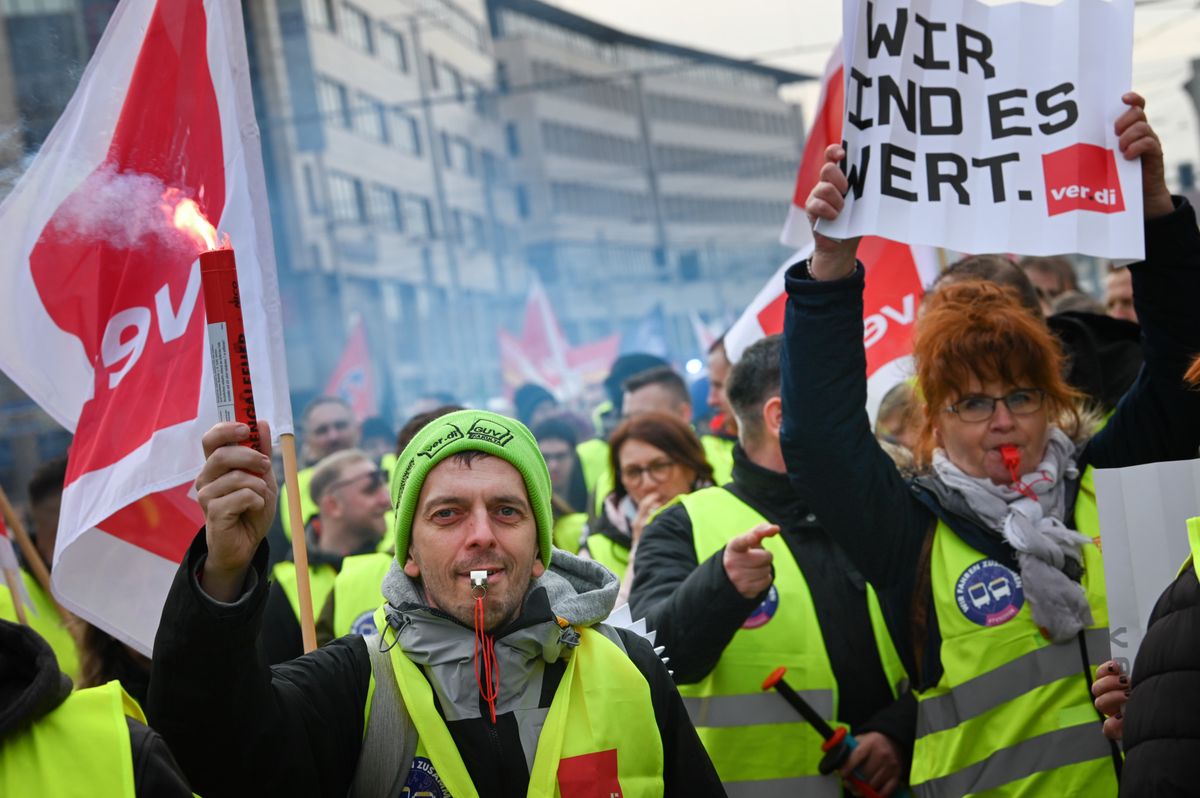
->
[1120, 562, 1200, 796]
[628, 445, 917, 758]
[0, 618, 191, 796]
[779, 197, 1200, 690]
[147, 532, 724, 798]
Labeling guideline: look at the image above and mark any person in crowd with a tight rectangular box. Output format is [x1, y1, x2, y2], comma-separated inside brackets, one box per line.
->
[147, 411, 722, 797]
[278, 396, 362, 543]
[1051, 291, 1106, 316]
[532, 415, 589, 554]
[935, 254, 1143, 417]
[360, 415, 397, 475]
[1105, 265, 1138, 323]
[706, 337, 739, 439]
[513, 383, 558, 428]
[875, 381, 921, 453]
[1, 618, 192, 796]
[76, 621, 152, 707]
[1090, 354, 1200, 796]
[264, 448, 390, 663]
[316, 405, 465, 644]
[1019, 255, 1079, 315]
[630, 335, 912, 796]
[782, 93, 1200, 796]
[581, 412, 713, 594]
[0, 457, 79, 679]
[624, 365, 734, 485]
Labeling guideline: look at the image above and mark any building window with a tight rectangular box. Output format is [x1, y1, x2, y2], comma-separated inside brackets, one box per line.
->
[352, 92, 387, 142]
[515, 185, 530, 219]
[392, 110, 421, 156]
[380, 27, 408, 72]
[427, 55, 440, 90]
[505, 122, 520, 157]
[304, 0, 336, 31]
[339, 3, 374, 53]
[451, 209, 466, 243]
[470, 215, 487, 250]
[316, 77, 352, 129]
[303, 164, 322, 213]
[441, 131, 453, 168]
[329, 173, 366, 223]
[444, 65, 464, 101]
[407, 196, 436, 238]
[459, 139, 475, 177]
[368, 184, 403, 230]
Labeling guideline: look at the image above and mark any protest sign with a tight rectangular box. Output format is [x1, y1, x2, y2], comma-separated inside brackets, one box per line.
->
[1094, 460, 1200, 674]
[818, 0, 1143, 259]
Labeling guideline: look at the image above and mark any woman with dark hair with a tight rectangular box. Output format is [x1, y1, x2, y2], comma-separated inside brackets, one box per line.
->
[781, 94, 1200, 796]
[531, 415, 590, 554]
[581, 412, 713, 593]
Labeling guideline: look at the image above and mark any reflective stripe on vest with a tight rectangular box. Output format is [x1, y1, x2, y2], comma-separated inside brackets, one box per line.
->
[372, 608, 665, 798]
[332, 553, 393, 637]
[272, 560, 338, 624]
[278, 465, 317, 541]
[0, 680, 142, 797]
[677, 486, 906, 793]
[911, 466, 1117, 797]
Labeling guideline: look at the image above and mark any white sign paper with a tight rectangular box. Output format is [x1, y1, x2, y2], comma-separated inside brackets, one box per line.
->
[1094, 460, 1200, 674]
[820, 0, 1143, 259]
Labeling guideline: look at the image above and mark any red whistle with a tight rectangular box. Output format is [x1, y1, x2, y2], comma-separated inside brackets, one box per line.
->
[999, 444, 1021, 484]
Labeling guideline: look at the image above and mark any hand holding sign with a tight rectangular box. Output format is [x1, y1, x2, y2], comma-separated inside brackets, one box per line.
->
[196, 421, 277, 601]
[1115, 92, 1172, 221]
[724, 523, 779, 599]
[806, 144, 861, 282]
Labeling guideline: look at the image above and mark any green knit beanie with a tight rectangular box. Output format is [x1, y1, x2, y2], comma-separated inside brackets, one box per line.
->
[391, 409, 553, 568]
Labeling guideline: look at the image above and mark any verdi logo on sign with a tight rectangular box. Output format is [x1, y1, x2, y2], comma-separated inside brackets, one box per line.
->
[820, 0, 1143, 259]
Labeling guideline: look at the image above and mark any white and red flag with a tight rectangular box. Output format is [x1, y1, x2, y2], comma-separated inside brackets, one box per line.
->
[726, 43, 938, 420]
[0, 0, 292, 653]
[324, 317, 378, 420]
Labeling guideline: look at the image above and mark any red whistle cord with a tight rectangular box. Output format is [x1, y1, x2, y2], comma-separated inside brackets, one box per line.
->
[473, 594, 499, 723]
[1000, 445, 1039, 502]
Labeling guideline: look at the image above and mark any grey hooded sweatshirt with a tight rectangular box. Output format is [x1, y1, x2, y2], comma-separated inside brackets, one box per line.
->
[147, 530, 725, 798]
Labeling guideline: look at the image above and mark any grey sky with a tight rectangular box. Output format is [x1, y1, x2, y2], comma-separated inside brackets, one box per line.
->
[553, 0, 1200, 190]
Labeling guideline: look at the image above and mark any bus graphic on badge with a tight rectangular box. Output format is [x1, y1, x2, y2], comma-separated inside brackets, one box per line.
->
[954, 559, 1024, 627]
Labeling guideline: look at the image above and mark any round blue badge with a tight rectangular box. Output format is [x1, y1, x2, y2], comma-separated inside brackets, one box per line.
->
[742, 584, 780, 629]
[954, 559, 1024, 627]
[402, 756, 449, 798]
[350, 610, 377, 636]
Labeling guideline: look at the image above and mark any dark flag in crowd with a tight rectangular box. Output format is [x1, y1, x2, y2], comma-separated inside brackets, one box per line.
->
[0, 0, 292, 653]
[324, 317, 378, 420]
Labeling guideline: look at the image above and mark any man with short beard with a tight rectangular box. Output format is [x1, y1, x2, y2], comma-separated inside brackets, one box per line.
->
[148, 409, 721, 797]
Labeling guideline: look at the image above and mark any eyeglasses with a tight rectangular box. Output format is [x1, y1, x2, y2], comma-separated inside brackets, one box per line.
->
[945, 389, 1045, 423]
[327, 469, 386, 495]
[620, 459, 676, 485]
[309, 419, 351, 437]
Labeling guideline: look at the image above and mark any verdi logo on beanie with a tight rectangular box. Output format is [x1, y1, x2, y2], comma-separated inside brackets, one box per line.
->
[390, 409, 554, 568]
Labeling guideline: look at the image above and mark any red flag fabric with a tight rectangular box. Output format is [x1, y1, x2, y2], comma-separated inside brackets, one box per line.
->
[726, 43, 938, 422]
[324, 318, 378, 420]
[0, 0, 292, 653]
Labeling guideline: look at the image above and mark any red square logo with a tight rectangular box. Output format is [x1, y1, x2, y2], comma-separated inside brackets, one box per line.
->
[1042, 143, 1125, 217]
[557, 749, 623, 798]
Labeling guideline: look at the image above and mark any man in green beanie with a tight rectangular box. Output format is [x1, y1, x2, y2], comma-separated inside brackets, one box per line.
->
[147, 411, 722, 798]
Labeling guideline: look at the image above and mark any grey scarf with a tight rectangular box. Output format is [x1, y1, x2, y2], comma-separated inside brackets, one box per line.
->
[932, 428, 1092, 642]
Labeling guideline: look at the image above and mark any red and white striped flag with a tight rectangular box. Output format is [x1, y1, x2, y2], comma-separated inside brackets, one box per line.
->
[0, 0, 292, 653]
[726, 44, 938, 420]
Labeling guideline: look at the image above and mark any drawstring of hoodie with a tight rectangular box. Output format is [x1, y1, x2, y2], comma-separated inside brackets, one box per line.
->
[473, 588, 499, 723]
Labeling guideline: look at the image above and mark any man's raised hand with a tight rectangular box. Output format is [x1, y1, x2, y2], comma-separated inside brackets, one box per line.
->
[723, 522, 780, 599]
[195, 420, 277, 602]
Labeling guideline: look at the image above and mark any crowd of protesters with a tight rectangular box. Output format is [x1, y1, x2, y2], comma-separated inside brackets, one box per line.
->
[4, 92, 1200, 798]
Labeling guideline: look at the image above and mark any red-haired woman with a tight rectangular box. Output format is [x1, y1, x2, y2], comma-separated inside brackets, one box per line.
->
[781, 93, 1200, 797]
[581, 412, 713, 596]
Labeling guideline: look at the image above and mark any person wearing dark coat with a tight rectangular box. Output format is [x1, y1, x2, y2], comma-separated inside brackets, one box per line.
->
[781, 94, 1200, 796]
[0, 618, 192, 796]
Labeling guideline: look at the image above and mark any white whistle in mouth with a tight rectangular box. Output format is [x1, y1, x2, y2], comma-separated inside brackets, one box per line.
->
[470, 570, 489, 590]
